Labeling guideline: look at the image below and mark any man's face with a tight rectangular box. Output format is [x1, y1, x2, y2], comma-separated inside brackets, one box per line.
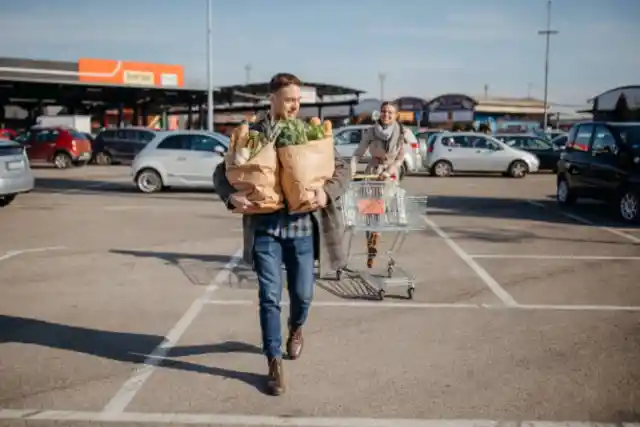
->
[270, 84, 301, 119]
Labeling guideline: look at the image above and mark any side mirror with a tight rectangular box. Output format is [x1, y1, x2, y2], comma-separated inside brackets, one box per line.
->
[214, 145, 225, 154]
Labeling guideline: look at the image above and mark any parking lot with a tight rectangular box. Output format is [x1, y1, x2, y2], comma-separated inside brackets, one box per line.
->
[1, 166, 640, 426]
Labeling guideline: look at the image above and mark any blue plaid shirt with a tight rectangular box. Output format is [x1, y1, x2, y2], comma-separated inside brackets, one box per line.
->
[254, 209, 314, 239]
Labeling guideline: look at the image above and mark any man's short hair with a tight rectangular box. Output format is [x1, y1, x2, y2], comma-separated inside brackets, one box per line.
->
[269, 73, 302, 93]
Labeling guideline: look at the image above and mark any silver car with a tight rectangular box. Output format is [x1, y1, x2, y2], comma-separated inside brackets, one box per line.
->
[0, 140, 35, 206]
[131, 130, 229, 193]
[426, 132, 539, 178]
[333, 125, 420, 179]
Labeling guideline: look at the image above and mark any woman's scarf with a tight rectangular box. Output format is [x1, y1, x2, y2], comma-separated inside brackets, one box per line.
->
[372, 120, 401, 157]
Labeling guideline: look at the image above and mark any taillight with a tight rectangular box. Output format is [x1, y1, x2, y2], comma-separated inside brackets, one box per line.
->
[427, 144, 433, 153]
[410, 143, 419, 150]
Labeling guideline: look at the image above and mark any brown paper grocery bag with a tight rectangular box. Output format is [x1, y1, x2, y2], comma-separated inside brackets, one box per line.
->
[226, 142, 284, 214]
[278, 136, 335, 214]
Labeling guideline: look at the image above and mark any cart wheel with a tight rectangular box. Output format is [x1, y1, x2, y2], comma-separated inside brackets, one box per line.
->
[336, 269, 342, 281]
[407, 287, 415, 300]
[378, 289, 386, 300]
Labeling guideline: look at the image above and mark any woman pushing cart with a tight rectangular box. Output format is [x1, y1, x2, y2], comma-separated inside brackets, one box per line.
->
[349, 101, 416, 269]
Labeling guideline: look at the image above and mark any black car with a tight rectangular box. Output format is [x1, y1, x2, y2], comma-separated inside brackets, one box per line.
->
[92, 127, 158, 165]
[551, 134, 568, 150]
[494, 134, 561, 171]
[556, 121, 640, 222]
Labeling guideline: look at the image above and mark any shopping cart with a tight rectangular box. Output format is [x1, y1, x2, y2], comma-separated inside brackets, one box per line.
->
[336, 174, 428, 300]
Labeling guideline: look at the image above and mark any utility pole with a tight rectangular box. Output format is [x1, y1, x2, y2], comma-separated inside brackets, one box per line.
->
[206, 0, 214, 131]
[378, 72, 386, 101]
[538, 0, 558, 131]
[527, 82, 533, 98]
[245, 63, 252, 84]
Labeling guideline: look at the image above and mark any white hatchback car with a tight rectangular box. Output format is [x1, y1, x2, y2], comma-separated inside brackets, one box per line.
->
[0, 140, 34, 206]
[131, 130, 229, 193]
[426, 132, 540, 178]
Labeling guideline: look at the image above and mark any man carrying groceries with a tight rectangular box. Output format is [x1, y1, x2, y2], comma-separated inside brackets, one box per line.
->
[213, 73, 350, 396]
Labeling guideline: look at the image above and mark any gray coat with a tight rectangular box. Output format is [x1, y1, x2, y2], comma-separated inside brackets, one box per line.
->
[213, 140, 352, 276]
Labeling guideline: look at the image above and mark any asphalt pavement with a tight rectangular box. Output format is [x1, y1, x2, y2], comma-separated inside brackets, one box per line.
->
[1, 166, 639, 426]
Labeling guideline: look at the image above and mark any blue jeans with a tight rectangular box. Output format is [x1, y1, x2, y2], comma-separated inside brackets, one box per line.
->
[252, 232, 315, 359]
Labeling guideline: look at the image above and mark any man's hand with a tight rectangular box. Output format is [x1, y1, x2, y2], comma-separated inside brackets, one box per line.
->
[311, 188, 328, 208]
[229, 193, 253, 210]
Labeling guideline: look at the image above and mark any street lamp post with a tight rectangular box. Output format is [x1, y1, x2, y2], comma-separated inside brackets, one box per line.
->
[378, 72, 386, 101]
[538, 0, 558, 131]
[206, 0, 214, 131]
[245, 64, 252, 85]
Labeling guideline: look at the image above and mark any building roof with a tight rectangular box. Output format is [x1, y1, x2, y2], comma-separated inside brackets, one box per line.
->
[218, 82, 365, 99]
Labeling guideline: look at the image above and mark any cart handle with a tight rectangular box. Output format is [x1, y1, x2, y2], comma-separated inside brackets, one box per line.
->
[352, 174, 397, 181]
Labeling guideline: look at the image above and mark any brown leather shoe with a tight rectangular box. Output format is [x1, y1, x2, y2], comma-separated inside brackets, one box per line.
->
[286, 327, 304, 360]
[266, 358, 285, 396]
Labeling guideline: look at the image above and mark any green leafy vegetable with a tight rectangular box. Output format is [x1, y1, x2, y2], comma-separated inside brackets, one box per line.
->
[275, 118, 326, 148]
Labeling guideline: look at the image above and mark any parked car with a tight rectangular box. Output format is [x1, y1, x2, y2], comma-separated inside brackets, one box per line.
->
[556, 121, 640, 223]
[0, 129, 17, 140]
[92, 127, 158, 165]
[494, 133, 561, 171]
[332, 124, 420, 179]
[15, 126, 92, 169]
[425, 132, 539, 178]
[416, 129, 444, 170]
[131, 130, 229, 193]
[0, 140, 34, 207]
[551, 134, 568, 150]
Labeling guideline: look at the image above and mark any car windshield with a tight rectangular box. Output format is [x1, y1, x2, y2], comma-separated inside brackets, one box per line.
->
[214, 133, 230, 146]
[611, 124, 640, 146]
[70, 130, 88, 140]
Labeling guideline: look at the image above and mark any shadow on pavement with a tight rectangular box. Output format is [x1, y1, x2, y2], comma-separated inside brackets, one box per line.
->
[318, 268, 410, 301]
[109, 250, 257, 290]
[427, 194, 640, 233]
[31, 177, 219, 203]
[0, 315, 267, 394]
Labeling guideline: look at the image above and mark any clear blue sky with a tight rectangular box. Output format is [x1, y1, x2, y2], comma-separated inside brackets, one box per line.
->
[0, 0, 638, 105]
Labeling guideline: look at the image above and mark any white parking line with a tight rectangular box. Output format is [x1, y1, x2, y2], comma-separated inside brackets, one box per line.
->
[422, 216, 518, 307]
[101, 248, 243, 415]
[470, 254, 640, 261]
[526, 200, 640, 244]
[205, 299, 640, 312]
[0, 246, 66, 262]
[1, 408, 638, 426]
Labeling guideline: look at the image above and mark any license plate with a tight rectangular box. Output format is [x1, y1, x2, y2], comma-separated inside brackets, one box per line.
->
[80, 152, 91, 159]
[6, 160, 23, 171]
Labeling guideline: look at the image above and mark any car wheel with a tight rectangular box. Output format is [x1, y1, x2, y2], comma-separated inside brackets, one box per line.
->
[53, 152, 72, 169]
[616, 188, 640, 223]
[508, 160, 528, 178]
[556, 176, 577, 205]
[95, 152, 112, 166]
[0, 194, 16, 207]
[136, 169, 163, 193]
[431, 160, 452, 177]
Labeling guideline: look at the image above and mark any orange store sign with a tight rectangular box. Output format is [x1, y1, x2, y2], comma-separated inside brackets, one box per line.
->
[78, 58, 184, 87]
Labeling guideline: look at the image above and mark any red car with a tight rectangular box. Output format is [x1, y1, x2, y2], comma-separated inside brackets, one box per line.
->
[0, 129, 17, 140]
[17, 126, 93, 168]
